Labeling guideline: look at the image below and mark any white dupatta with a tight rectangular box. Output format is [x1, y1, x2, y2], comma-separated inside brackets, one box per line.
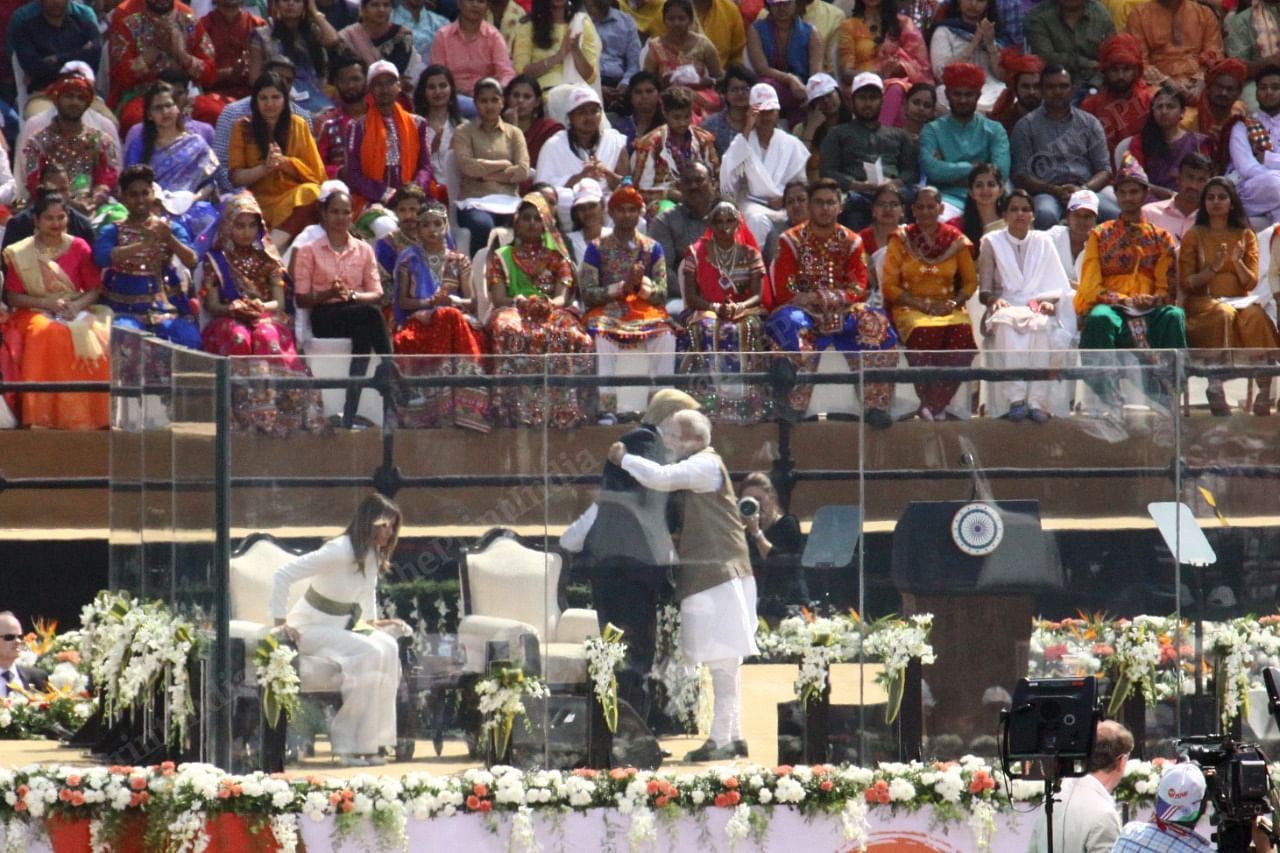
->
[984, 229, 1077, 341]
[719, 128, 809, 205]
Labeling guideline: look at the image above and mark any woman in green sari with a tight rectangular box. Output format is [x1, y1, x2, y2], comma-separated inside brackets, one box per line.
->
[485, 192, 595, 427]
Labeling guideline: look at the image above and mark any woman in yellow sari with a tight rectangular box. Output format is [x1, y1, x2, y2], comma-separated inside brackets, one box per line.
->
[881, 186, 978, 420]
[2, 192, 108, 429]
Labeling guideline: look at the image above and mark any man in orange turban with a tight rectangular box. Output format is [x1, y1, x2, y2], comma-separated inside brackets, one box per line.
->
[990, 48, 1045, 135]
[1183, 59, 1248, 150]
[23, 68, 118, 212]
[1081, 33, 1152, 153]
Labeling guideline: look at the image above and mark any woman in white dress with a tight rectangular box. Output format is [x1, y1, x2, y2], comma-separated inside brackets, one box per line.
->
[977, 189, 1075, 422]
[271, 493, 407, 766]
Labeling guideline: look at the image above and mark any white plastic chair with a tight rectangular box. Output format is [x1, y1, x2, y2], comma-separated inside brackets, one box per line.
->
[471, 246, 492, 326]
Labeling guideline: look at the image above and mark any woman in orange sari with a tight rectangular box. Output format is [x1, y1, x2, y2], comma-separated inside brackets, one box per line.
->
[880, 186, 978, 420]
[2, 192, 108, 429]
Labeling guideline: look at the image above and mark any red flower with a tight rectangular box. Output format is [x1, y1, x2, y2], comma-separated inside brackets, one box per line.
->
[775, 765, 793, 776]
[714, 793, 729, 807]
[1043, 644, 1068, 662]
[647, 780, 661, 796]
[466, 795, 481, 810]
[472, 783, 488, 797]
[820, 780, 834, 792]
[65, 775, 81, 787]
[478, 801, 492, 813]
[130, 777, 148, 791]
[723, 777, 739, 790]
[655, 795, 669, 808]
[726, 791, 740, 805]
[864, 789, 878, 803]
[968, 771, 995, 794]
[340, 801, 354, 814]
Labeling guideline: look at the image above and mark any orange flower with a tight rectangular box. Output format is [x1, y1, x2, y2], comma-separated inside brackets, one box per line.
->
[66, 775, 81, 787]
[129, 792, 150, 808]
[609, 767, 635, 781]
[723, 777, 739, 790]
[572, 769, 599, 778]
[472, 783, 488, 797]
[69, 791, 85, 807]
[466, 795, 481, 810]
[478, 801, 492, 813]
[864, 789, 878, 803]
[968, 771, 995, 794]
[775, 765, 793, 776]
[820, 780, 834, 792]
[655, 795, 669, 808]
[57, 651, 81, 664]
[130, 777, 148, 791]
[340, 801, 354, 814]
[647, 780, 661, 795]
[714, 793, 730, 807]
[328, 793, 342, 806]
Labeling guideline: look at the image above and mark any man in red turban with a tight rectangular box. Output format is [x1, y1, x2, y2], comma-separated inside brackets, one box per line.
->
[1184, 59, 1248, 151]
[942, 62, 987, 93]
[990, 48, 1045, 135]
[922, 63, 1011, 214]
[1081, 33, 1153, 153]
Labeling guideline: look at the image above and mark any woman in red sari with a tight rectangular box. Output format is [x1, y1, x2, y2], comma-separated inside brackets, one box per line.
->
[486, 192, 595, 427]
[2, 192, 107, 429]
[200, 192, 328, 437]
[393, 202, 491, 431]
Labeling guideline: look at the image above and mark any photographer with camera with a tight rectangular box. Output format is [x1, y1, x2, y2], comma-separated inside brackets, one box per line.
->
[740, 471, 803, 622]
[1029, 720, 1134, 853]
[1113, 763, 1218, 853]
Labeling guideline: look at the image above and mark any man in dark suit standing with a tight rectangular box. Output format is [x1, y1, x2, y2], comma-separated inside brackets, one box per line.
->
[562, 389, 702, 716]
[0, 611, 48, 697]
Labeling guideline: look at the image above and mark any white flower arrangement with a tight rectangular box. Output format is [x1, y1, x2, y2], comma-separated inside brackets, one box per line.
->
[649, 604, 705, 732]
[474, 663, 548, 759]
[253, 633, 301, 728]
[1106, 616, 1168, 716]
[862, 615, 936, 723]
[583, 624, 628, 733]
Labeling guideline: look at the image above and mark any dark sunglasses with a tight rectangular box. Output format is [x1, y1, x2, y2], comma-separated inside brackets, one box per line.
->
[0, 634, 21, 641]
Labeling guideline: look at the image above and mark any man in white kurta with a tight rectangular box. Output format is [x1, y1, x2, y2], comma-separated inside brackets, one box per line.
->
[270, 534, 402, 764]
[609, 408, 758, 762]
[1226, 68, 1280, 220]
[719, 83, 810, 248]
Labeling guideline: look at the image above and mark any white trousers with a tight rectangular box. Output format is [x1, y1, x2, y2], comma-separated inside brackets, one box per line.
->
[741, 202, 786, 249]
[295, 625, 400, 755]
[595, 332, 677, 413]
[706, 657, 743, 747]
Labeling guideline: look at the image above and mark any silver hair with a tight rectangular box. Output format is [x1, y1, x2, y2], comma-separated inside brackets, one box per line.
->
[659, 409, 712, 458]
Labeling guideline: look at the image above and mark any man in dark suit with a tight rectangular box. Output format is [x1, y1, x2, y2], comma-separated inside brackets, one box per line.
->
[0, 611, 48, 697]
[566, 389, 702, 716]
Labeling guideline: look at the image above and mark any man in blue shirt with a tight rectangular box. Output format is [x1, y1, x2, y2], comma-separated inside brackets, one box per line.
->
[1112, 763, 1216, 853]
[919, 63, 1011, 219]
[9, 0, 105, 120]
[391, 0, 449, 60]
[586, 0, 641, 112]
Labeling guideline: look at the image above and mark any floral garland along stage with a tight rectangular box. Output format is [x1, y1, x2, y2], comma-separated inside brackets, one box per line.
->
[1027, 613, 1280, 727]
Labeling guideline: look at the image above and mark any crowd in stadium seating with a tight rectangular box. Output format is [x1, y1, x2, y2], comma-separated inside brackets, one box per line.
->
[0, 0, 1277, 432]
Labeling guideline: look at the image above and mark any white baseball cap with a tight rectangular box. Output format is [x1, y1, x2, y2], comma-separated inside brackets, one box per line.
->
[366, 60, 399, 85]
[749, 83, 781, 111]
[851, 71, 884, 94]
[572, 178, 603, 208]
[59, 60, 95, 84]
[566, 85, 602, 115]
[805, 72, 838, 103]
[1067, 189, 1099, 214]
[1155, 763, 1206, 824]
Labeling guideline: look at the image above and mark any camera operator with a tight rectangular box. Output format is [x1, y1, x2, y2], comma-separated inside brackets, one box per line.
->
[1112, 763, 1226, 853]
[1029, 720, 1134, 853]
[740, 472, 803, 622]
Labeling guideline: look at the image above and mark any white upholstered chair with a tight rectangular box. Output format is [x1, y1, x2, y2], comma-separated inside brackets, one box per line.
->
[458, 529, 599, 686]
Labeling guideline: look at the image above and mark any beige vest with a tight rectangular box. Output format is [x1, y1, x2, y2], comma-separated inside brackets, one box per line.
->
[675, 449, 754, 600]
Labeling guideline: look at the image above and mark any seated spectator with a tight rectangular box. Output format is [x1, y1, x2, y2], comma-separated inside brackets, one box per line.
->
[767, 177, 899, 427]
[414, 66, 463, 202]
[428, 0, 517, 109]
[536, 87, 630, 224]
[392, 0, 448, 59]
[1074, 155, 1185, 406]
[122, 69, 216, 154]
[746, 0, 825, 125]
[585, 0, 641, 113]
[392, 201, 491, 431]
[454, 76, 530, 255]
[486, 192, 595, 427]
[228, 72, 326, 240]
[920, 64, 1010, 219]
[124, 83, 219, 195]
[316, 0, 359, 31]
[988, 48, 1042, 136]
[504, 78, 562, 172]
[1, 164, 93, 253]
[0, 613, 49, 695]
[312, 55, 368, 180]
[758, 0, 844, 77]
[1185, 59, 1247, 153]
[950, 162, 1006, 246]
[512, 0, 601, 93]
[678, 200, 772, 423]
[9, 0, 107, 121]
[977, 188, 1076, 422]
[374, 186, 426, 293]
[1126, 0, 1222, 101]
[21, 68, 117, 215]
[249, 0, 342, 115]
[701, 66, 756, 158]
[1224, 65, 1280, 222]
[94, 165, 203, 350]
[859, 182, 905, 291]
[197, 0, 266, 114]
[1046, 188, 1096, 284]
[200, 191, 328, 435]
[644, 0, 724, 115]
[1, 191, 107, 430]
[881, 186, 979, 421]
[1180, 177, 1277, 416]
[339, 0, 424, 86]
[1226, 3, 1278, 111]
[292, 181, 393, 430]
[1010, 65, 1114, 229]
[682, 0, 747, 74]
[720, 83, 810, 247]
[580, 184, 676, 422]
[1024, 0, 1114, 94]
[488, 0, 524, 52]
[837, 0, 933, 100]
[1129, 85, 1210, 202]
[821, 71, 920, 231]
[1141, 150, 1210, 242]
[1081, 34, 1153, 155]
[650, 161, 719, 287]
[567, 179, 609, 263]
[107, 0, 218, 131]
[930, 0, 1006, 114]
[902, 81, 937, 145]
[213, 55, 309, 192]
[633, 86, 721, 214]
[612, 71, 665, 152]
[344, 61, 433, 212]
[764, 179, 808, 263]
[799, 73, 841, 182]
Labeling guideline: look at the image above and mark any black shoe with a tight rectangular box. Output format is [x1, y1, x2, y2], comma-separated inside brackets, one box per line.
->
[728, 739, 749, 758]
[864, 408, 893, 429]
[683, 739, 738, 762]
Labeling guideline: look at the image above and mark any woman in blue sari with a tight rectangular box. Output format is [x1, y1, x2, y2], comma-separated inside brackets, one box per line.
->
[392, 201, 491, 431]
[123, 83, 219, 196]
